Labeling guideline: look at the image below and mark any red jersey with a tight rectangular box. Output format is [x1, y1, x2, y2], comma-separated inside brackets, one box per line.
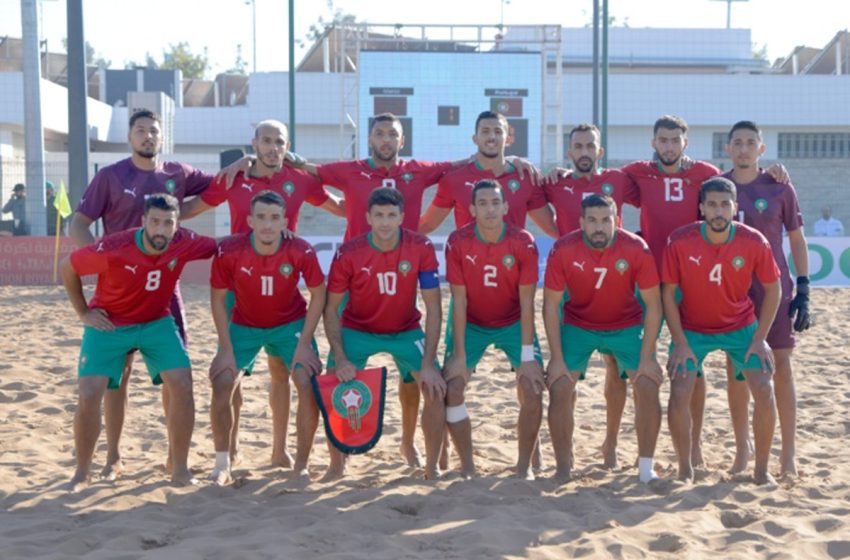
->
[622, 160, 720, 272]
[327, 229, 439, 334]
[545, 228, 659, 330]
[432, 161, 548, 229]
[210, 233, 324, 328]
[70, 228, 216, 326]
[317, 158, 453, 241]
[662, 222, 780, 334]
[445, 223, 538, 328]
[543, 169, 639, 236]
[200, 168, 329, 234]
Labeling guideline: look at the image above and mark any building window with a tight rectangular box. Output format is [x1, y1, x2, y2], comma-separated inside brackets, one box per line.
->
[778, 133, 850, 158]
[712, 132, 728, 159]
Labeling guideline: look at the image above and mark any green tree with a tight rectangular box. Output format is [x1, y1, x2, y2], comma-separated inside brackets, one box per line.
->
[298, 0, 357, 48]
[126, 42, 210, 79]
[226, 44, 248, 75]
[61, 38, 111, 68]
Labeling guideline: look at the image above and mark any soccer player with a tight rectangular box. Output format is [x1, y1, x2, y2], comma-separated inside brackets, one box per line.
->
[543, 195, 664, 483]
[323, 187, 444, 480]
[543, 123, 641, 469]
[67, 109, 245, 479]
[419, 110, 557, 237]
[209, 191, 326, 484]
[430, 179, 544, 481]
[61, 194, 216, 491]
[663, 177, 781, 485]
[724, 121, 810, 478]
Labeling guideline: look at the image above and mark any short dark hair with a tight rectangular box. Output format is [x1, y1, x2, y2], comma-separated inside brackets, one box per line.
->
[581, 194, 617, 216]
[699, 177, 737, 203]
[144, 193, 180, 215]
[727, 120, 762, 142]
[369, 113, 403, 133]
[129, 109, 161, 129]
[368, 186, 404, 212]
[251, 190, 286, 212]
[475, 110, 508, 133]
[653, 115, 688, 136]
[13, 183, 25, 192]
[471, 179, 504, 204]
[569, 123, 601, 144]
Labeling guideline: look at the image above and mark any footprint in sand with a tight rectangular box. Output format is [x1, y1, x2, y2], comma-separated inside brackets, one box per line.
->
[720, 509, 760, 529]
[649, 533, 686, 553]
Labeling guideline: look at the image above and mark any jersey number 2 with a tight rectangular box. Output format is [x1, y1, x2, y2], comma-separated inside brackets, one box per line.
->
[483, 265, 498, 287]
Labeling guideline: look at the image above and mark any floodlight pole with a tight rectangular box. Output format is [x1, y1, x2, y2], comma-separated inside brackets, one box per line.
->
[21, 0, 46, 235]
[288, 0, 296, 150]
[67, 0, 89, 208]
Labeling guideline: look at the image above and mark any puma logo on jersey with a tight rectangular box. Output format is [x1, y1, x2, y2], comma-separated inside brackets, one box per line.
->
[465, 255, 478, 265]
[241, 182, 253, 192]
[305, 249, 313, 254]
[360, 266, 373, 276]
[572, 261, 586, 271]
[122, 187, 136, 197]
[217, 245, 224, 256]
[96, 243, 104, 253]
[240, 266, 253, 276]
[562, 185, 575, 194]
[464, 181, 477, 189]
[689, 256, 703, 266]
[360, 171, 372, 179]
[124, 265, 138, 274]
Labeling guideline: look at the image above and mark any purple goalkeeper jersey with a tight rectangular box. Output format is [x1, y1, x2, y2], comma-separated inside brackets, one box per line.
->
[76, 157, 213, 234]
[724, 169, 804, 293]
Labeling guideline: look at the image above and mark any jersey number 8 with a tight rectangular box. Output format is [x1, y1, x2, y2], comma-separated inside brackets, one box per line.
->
[144, 270, 161, 291]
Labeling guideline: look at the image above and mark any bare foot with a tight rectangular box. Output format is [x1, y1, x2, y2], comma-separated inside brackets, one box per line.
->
[231, 452, 243, 468]
[779, 456, 797, 479]
[67, 472, 91, 493]
[319, 464, 347, 483]
[100, 460, 125, 482]
[439, 445, 450, 471]
[515, 465, 535, 481]
[271, 449, 294, 469]
[691, 444, 705, 468]
[171, 469, 199, 487]
[210, 467, 232, 487]
[553, 468, 571, 484]
[601, 440, 618, 469]
[754, 471, 778, 487]
[729, 439, 753, 475]
[677, 466, 695, 483]
[424, 466, 441, 480]
[532, 441, 543, 472]
[459, 468, 475, 480]
[400, 443, 423, 468]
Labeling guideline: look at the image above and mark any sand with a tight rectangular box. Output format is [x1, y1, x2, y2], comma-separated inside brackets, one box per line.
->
[0, 284, 849, 559]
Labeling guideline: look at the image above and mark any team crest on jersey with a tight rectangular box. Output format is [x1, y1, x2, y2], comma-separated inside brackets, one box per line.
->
[283, 181, 295, 196]
[398, 260, 412, 275]
[280, 263, 293, 277]
[332, 379, 373, 432]
[401, 172, 414, 183]
[507, 179, 521, 193]
[732, 256, 745, 270]
[615, 259, 629, 274]
[601, 183, 614, 195]
[502, 254, 516, 269]
[754, 198, 768, 213]
[167, 258, 178, 271]
[164, 179, 176, 194]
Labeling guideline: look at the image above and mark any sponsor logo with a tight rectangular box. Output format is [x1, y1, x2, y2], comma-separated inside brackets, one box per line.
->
[465, 255, 478, 265]
[572, 260, 586, 271]
[124, 264, 138, 274]
[689, 255, 703, 266]
[240, 266, 253, 277]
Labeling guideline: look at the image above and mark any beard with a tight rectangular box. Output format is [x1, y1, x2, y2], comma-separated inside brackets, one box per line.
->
[708, 216, 731, 233]
[134, 148, 157, 160]
[588, 232, 611, 248]
[371, 146, 399, 162]
[655, 149, 681, 167]
[144, 230, 170, 251]
[572, 156, 595, 173]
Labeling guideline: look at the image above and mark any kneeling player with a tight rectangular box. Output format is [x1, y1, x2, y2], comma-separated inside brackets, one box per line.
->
[663, 177, 780, 485]
[209, 191, 325, 484]
[543, 194, 664, 483]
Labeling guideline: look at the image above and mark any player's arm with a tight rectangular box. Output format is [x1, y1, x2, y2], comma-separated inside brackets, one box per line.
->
[506, 157, 542, 186]
[69, 212, 96, 247]
[662, 282, 695, 379]
[61, 256, 114, 331]
[444, 284, 469, 382]
[543, 287, 571, 386]
[292, 283, 327, 376]
[214, 155, 255, 189]
[318, 191, 346, 218]
[528, 205, 559, 239]
[180, 197, 215, 220]
[418, 284, 446, 401]
[209, 287, 237, 381]
[764, 162, 791, 184]
[419, 203, 452, 235]
[518, 283, 545, 394]
[323, 290, 356, 382]
[634, 285, 664, 385]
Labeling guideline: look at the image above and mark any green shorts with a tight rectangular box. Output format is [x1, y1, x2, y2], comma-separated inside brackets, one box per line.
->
[560, 323, 643, 380]
[669, 322, 767, 380]
[79, 316, 190, 389]
[445, 320, 543, 370]
[229, 318, 318, 376]
[327, 327, 433, 384]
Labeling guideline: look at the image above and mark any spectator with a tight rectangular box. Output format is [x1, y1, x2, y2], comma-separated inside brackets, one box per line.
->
[813, 205, 844, 237]
[2, 183, 30, 236]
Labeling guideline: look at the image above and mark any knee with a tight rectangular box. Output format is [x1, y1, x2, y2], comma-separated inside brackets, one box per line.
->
[634, 377, 659, 401]
[750, 377, 775, 404]
[446, 378, 466, 406]
[549, 377, 575, 406]
[164, 370, 194, 400]
[212, 377, 235, 404]
[668, 380, 693, 409]
[78, 380, 105, 407]
[268, 363, 290, 386]
[291, 369, 313, 393]
[518, 377, 543, 408]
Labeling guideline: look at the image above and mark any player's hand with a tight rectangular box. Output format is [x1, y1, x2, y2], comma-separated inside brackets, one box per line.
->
[517, 360, 546, 395]
[667, 342, 697, 380]
[789, 280, 811, 331]
[283, 150, 307, 168]
[81, 308, 115, 331]
[216, 155, 255, 189]
[291, 341, 322, 377]
[545, 166, 570, 184]
[417, 364, 446, 402]
[545, 358, 576, 389]
[633, 356, 664, 386]
[333, 358, 357, 382]
[508, 156, 543, 186]
[281, 228, 296, 239]
[765, 163, 791, 184]
[744, 337, 774, 374]
[209, 350, 238, 382]
[679, 155, 694, 170]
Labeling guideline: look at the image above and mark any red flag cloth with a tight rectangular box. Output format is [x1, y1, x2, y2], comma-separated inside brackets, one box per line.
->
[311, 367, 388, 454]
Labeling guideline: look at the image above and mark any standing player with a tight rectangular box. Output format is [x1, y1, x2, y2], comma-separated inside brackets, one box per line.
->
[543, 195, 664, 483]
[209, 191, 326, 484]
[663, 178, 781, 485]
[543, 123, 641, 469]
[68, 109, 244, 480]
[430, 179, 544, 481]
[419, 110, 557, 237]
[323, 187, 444, 480]
[724, 121, 810, 478]
[61, 194, 216, 491]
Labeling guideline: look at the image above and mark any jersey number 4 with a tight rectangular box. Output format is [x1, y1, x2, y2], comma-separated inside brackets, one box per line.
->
[709, 263, 722, 285]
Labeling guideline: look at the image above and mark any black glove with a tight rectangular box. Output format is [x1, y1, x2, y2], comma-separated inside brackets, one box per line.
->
[788, 276, 811, 332]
